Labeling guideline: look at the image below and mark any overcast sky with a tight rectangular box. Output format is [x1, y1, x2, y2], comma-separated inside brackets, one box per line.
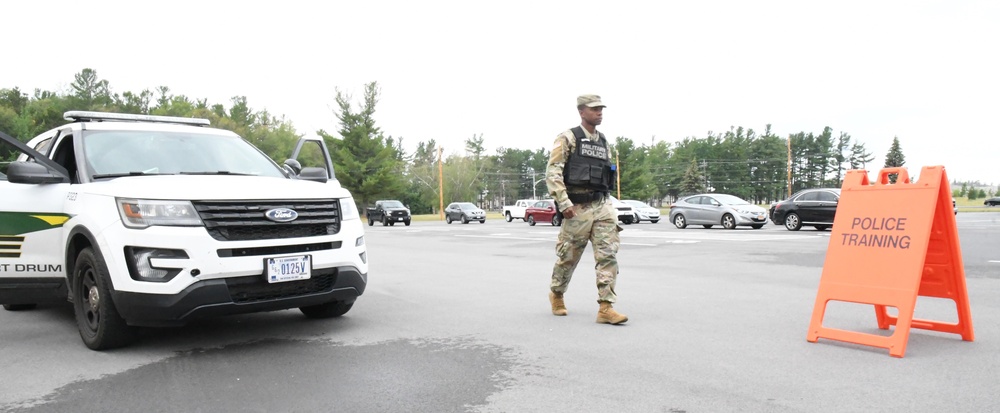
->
[5, 0, 998, 186]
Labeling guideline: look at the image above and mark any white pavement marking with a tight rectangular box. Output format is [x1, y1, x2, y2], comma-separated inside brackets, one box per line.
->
[989, 260, 1000, 264]
[456, 235, 553, 242]
[626, 232, 821, 242]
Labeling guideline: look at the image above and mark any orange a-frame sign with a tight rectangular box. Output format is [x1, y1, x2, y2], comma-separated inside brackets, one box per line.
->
[807, 166, 974, 358]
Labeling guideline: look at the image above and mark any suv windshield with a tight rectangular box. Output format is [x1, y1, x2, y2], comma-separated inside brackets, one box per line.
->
[457, 202, 477, 210]
[83, 130, 284, 179]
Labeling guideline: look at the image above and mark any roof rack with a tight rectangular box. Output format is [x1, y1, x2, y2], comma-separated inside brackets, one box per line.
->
[64, 111, 211, 126]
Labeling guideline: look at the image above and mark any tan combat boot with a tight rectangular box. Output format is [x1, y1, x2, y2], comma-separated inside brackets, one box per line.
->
[549, 292, 568, 316]
[596, 302, 628, 324]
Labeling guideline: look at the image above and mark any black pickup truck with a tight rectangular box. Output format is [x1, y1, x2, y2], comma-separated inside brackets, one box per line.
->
[366, 200, 411, 226]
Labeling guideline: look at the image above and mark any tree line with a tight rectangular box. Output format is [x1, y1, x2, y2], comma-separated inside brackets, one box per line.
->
[7, 69, 988, 214]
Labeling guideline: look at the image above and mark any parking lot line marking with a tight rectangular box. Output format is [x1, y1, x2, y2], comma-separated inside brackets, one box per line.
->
[456, 235, 553, 242]
[626, 233, 819, 242]
[989, 260, 1000, 264]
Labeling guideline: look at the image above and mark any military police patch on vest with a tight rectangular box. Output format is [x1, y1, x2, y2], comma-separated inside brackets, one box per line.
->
[578, 141, 608, 160]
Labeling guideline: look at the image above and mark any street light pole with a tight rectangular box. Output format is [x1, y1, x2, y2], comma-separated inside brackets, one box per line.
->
[528, 167, 536, 199]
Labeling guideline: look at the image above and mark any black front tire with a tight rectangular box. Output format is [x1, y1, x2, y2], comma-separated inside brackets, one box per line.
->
[368, 217, 374, 226]
[462, 215, 470, 224]
[382, 216, 388, 226]
[300, 301, 353, 318]
[552, 214, 562, 226]
[722, 214, 737, 229]
[73, 247, 135, 350]
[528, 215, 536, 226]
[505, 212, 513, 222]
[673, 214, 687, 229]
[784, 213, 802, 231]
[446, 215, 453, 224]
[404, 219, 411, 226]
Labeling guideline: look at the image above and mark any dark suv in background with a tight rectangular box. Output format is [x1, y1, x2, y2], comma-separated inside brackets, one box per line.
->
[770, 188, 841, 231]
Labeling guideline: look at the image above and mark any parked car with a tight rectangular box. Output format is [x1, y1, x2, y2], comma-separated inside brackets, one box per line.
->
[669, 193, 768, 229]
[524, 199, 563, 226]
[984, 197, 1000, 207]
[609, 196, 635, 224]
[622, 199, 660, 223]
[444, 202, 486, 224]
[502, 199, 535, 222]
[953, 198, 958, 215]
[770, 188, 840, 231]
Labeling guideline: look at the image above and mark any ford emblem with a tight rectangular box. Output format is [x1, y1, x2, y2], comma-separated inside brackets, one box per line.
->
[265, 208, 298, 222]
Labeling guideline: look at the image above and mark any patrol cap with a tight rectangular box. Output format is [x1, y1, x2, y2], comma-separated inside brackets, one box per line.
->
[577, 94, 606, 108]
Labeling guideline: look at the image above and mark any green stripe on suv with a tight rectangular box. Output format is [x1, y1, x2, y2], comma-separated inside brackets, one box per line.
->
[0, 212, 72, 235]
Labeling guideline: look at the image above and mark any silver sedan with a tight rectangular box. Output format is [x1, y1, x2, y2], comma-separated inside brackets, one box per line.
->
[668, 193, 769, 229]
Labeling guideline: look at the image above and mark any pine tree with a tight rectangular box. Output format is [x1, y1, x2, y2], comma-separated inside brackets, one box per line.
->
[679, 159, 704, 195]
[318, 82, 405, 206]
[883, 136, 906, 183]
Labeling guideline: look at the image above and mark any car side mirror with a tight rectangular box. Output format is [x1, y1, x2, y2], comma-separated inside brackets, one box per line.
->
[298, 166, 328, 183]
[282, 159, 302, 175]
[6, 161, 69, 184]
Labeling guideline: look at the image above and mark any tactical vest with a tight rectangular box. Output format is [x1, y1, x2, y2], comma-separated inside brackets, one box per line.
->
[563, 126, 613, 192]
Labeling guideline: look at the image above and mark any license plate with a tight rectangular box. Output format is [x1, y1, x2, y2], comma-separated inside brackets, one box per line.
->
[266, 255, 311, 283]
[396, 217, 404, 221]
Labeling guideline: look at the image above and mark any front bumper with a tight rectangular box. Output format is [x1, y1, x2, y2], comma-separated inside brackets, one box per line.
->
[635, 211, 660, 221]
[736, 213, 769, 226]
[112, 266, 366, 327]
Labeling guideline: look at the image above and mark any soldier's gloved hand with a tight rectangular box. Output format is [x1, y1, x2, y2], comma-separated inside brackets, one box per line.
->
[562, 205, 577, 219]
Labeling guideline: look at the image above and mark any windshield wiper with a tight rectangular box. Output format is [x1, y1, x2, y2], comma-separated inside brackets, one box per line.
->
[179, 171, 254, 176]
[92, 171, 172, 179]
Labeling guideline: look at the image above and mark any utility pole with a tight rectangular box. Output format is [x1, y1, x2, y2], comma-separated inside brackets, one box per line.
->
[438, 146, 444, 220]
[616, 149, 621, 200]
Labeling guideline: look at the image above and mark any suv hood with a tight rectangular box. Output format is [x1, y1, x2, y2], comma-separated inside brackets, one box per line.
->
[81, 175, 351, 200]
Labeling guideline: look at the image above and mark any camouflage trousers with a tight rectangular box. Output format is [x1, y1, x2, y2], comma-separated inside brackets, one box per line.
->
[550, 197, 622, 303]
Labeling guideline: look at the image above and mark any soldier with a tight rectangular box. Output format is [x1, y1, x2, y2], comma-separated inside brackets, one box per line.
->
[545, 94, 627, 325]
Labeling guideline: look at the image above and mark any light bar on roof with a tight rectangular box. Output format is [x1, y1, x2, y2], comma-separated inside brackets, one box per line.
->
[64, 111, 211, 126]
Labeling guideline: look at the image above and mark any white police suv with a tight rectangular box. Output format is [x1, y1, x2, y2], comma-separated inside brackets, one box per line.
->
[0, 111, 368, 350]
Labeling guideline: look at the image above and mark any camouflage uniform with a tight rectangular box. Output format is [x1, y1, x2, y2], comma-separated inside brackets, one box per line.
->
[546, 126, 622, 303]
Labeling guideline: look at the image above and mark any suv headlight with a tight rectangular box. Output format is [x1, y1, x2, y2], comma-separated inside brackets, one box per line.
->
[117, 198, 202, 229]
[340, 197, 360, 220]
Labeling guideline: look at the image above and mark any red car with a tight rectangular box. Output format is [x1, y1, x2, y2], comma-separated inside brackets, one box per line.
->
[524, 199, 563, 226]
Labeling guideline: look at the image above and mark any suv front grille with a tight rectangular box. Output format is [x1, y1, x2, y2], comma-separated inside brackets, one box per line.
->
[226, 268, 338, 303]
[192, 199, 341, 241]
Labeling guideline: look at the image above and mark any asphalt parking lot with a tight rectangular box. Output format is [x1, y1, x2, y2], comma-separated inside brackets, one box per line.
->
[1, 212, 998, 412]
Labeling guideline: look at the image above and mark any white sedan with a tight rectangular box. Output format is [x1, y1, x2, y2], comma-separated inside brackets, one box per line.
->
[622, 199, 661, 223]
